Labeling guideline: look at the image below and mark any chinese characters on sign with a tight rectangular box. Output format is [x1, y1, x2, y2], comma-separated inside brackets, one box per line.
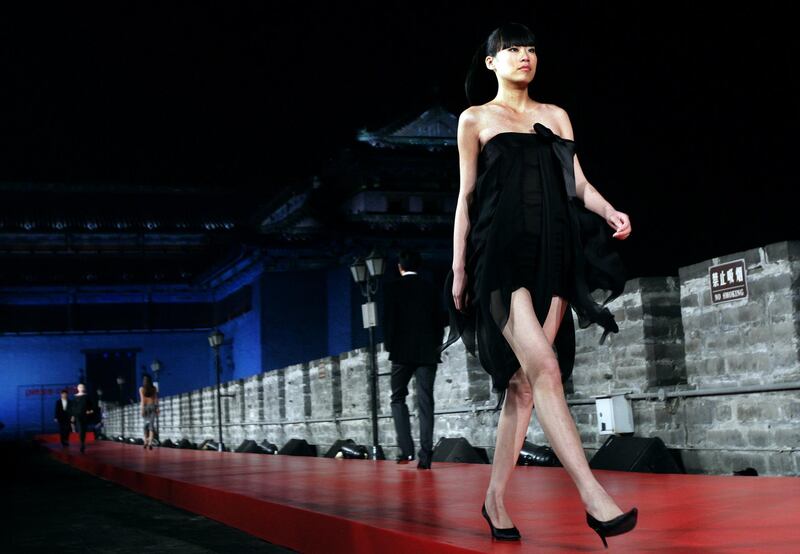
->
[709, 259, 748, 304]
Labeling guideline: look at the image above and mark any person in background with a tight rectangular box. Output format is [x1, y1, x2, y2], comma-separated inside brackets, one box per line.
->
[383, 249, 446, 470]
[139, 374, 159, 450]
[70, 383, 95, 454]
[54, 389, 72, 447]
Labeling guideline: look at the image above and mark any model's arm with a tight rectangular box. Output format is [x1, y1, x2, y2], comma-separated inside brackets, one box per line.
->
[452, 108, 480, 311]
[139, 386, 145, 415]
[554, 108, 632, 240]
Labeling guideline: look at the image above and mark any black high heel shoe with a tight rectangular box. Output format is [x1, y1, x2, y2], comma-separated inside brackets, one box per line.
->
[481, 503, 521, 541]
[586, 507, 638, 548]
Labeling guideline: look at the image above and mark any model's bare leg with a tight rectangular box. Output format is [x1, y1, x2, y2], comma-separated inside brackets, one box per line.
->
[484, 294, 568, 528]
[483, 368, 534, 527]
[488, 288, 624, 526]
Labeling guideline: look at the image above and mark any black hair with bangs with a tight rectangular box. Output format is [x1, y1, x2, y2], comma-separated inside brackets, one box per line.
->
[465, 23, 537, 106]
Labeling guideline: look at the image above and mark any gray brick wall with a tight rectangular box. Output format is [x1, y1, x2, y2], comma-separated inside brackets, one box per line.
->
[104, 241, 800, 475]
[340, 349, 371, 418]
[572, 275, 686, 396]
[308, 356, 340, 419]
[283, 362, 307, 422]
[680, 241, 799, 387]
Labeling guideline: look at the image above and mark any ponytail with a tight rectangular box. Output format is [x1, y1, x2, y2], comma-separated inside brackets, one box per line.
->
[465, 40, 493, 106]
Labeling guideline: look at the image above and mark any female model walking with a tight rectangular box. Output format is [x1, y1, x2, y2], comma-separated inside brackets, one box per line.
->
[139, 374, 159, 450]
[442, 23, 637, 547]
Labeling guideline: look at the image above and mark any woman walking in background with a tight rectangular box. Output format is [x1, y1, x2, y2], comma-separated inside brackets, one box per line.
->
[139, 374, 159, 450]
[70, 383, 96, 454]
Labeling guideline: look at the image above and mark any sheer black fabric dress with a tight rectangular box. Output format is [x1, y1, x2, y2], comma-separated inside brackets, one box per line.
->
[440, 123, 626, 410]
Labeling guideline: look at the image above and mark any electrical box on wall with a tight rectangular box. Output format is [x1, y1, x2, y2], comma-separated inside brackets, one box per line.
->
[594, 394, 634, 435]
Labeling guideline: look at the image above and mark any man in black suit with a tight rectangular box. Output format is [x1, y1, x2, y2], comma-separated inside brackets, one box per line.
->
[383, 250, 445, 469]
[53, 389, 72, 447]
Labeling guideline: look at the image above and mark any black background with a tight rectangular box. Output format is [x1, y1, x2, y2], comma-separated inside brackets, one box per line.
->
[1, 1, 796, 277]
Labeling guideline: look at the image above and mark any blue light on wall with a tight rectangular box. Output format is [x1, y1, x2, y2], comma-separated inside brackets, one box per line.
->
[327, 266, 353, 356]
[0, 252, 400, 438]
[0, 332, 211, 438]
[261, 269, 328, 371]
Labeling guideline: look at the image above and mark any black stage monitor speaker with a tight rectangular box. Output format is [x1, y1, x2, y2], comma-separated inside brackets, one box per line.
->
[518, 441, 561, 467]
[259, 440, 278, 454]
[339, 443, 369, 459]
[235, 439, 263, 453]
[432, 437, 488, 464]
[177, 438, 197, 450]
[473, 446, 490, 464]
[278, 438, 318, 457]
[160, 439, 176, 448]
[236, 439, 277, 454]
[589, 436, 684, 474]
[324, 438, 356, 458]
[199, 439, 227, 451]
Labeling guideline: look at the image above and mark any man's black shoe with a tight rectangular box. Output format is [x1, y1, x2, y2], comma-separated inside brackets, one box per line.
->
[417, 449, 432, 469]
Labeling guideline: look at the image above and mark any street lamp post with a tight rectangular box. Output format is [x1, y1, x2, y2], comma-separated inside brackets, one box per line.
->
[116, 376, 125, 436]
[208, 330, 225, 452]
[151, 359, 162, 443]
[350, 250, 386, 460]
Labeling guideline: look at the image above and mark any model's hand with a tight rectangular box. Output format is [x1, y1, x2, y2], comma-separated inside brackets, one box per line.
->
[605, 208, 631, 240]
[452, 268, 469, 312]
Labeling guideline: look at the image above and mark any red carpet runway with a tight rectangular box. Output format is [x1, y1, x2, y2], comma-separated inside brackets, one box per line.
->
[42, 438, 800, 553]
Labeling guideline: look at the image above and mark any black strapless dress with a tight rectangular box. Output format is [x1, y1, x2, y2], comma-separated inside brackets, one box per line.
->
[441, 123, 626, 410]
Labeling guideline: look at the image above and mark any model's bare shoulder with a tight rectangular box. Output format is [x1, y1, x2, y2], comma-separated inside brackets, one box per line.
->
[458, 106, 484, 145]
[458, 106, 483, 129]
[539, 103, 574, 140]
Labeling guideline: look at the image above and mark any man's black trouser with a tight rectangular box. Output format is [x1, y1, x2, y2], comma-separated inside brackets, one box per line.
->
[58, 421, 71, 445]
[390, 363, 436, 460]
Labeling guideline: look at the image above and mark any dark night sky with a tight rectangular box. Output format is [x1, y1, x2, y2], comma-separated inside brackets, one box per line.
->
[0, 1, 797, 278]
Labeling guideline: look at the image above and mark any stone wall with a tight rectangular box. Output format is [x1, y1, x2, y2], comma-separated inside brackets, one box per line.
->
[571, 275, 686, 397]
[103, 241, 800, 476]
[679, 241, 799, 387]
